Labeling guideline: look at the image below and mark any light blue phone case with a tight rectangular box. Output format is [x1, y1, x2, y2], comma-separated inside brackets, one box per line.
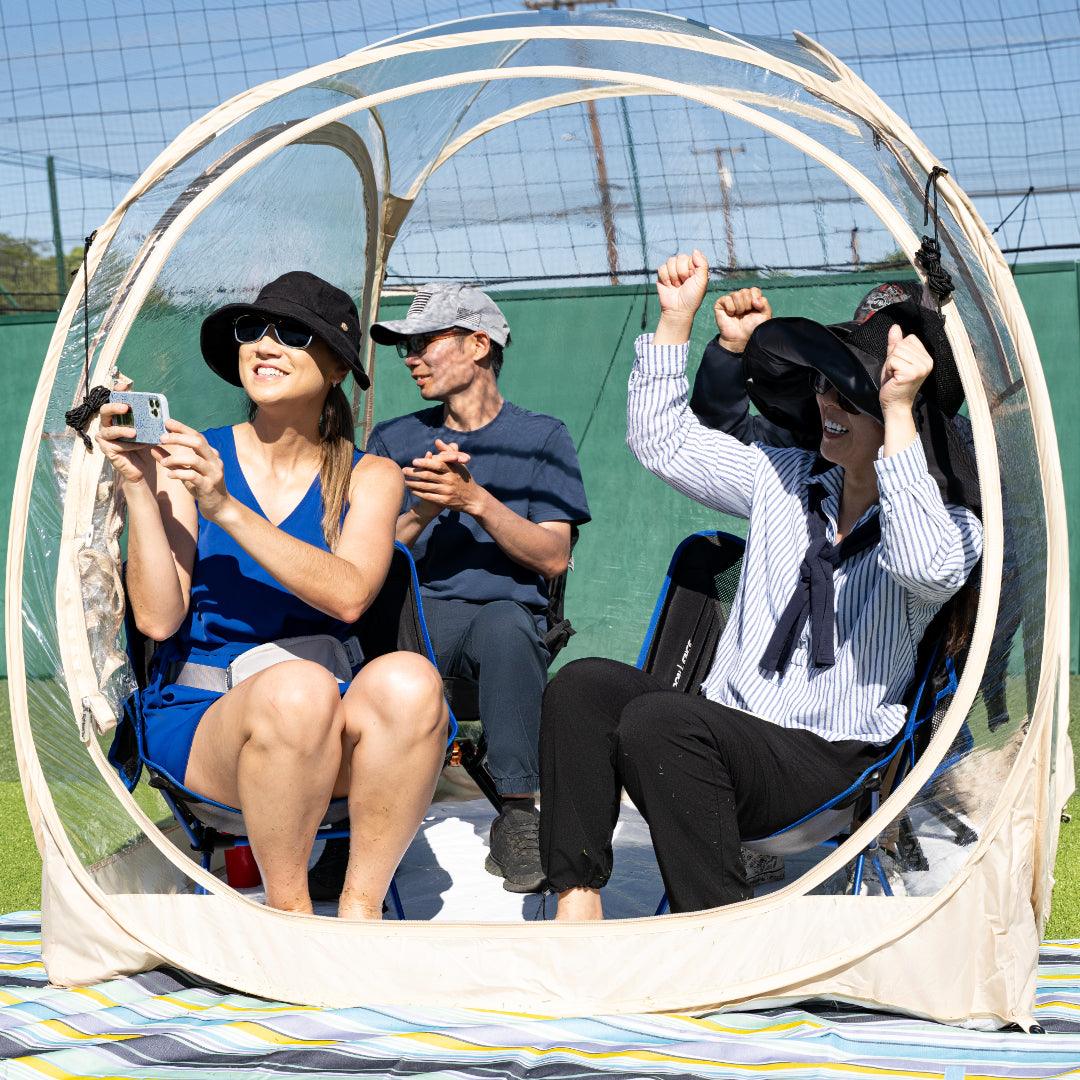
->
[108, 391, 171, 445]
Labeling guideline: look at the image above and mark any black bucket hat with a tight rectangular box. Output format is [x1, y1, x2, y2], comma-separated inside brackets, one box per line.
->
[200, 271, 369, 390]
[742, 282, 979, 511]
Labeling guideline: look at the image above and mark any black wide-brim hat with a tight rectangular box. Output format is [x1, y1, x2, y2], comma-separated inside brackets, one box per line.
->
[200, 270, 369, 391]
[743, 293, 979, 512]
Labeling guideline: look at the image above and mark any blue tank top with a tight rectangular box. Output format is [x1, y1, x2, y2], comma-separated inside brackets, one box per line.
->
[152, 425, 361, 675]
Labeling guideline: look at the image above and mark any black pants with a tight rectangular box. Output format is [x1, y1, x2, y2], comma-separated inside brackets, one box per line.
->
[422, 597, 549, 796]
[539, 658, 883, 913]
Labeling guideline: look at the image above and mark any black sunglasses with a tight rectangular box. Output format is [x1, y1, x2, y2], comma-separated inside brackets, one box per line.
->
[234, 314, 315, 350]
[394, 329, 468, 359]
[809, 370, 858, 414]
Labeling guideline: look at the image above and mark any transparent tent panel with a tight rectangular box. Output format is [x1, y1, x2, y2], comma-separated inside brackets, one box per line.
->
[21, 138, 379, 890]
[388, 94, 912, 288]
[384, 87, 1050, 902]
[20, 19, 1054, 911]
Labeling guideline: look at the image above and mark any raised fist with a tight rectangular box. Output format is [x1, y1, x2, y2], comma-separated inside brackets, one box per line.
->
[656, 250, 709, 321]
[713, 287, 772, 354]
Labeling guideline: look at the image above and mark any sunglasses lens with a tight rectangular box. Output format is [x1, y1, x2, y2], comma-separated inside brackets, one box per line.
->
[275, 318, 314, 349]
[234, 315, 268, 344]
[811, 370, 860, 413]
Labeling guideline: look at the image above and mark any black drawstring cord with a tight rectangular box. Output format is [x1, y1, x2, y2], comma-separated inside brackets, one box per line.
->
[64, 230, 110, 450]
[914, 166, 955, 303]
[996, 185, 1035, 274]
[991, 184, 1034, 237]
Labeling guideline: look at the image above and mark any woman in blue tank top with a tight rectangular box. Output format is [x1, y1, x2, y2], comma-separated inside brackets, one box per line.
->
[96, 272, 447, 919]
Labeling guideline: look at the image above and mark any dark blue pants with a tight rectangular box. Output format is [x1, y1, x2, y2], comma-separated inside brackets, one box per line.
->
[421, 597, 549, 796]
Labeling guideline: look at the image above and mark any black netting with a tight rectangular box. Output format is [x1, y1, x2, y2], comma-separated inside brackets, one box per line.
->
[3, 1, 1078, 311]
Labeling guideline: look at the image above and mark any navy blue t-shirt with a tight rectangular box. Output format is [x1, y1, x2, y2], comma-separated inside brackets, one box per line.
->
[367, 401, 590, 612]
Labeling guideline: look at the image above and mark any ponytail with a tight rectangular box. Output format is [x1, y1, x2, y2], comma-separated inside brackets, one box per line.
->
[318, 383, 355, 551]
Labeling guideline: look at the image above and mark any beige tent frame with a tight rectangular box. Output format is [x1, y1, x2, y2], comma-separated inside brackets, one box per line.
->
[6, 16, 1070, 1023]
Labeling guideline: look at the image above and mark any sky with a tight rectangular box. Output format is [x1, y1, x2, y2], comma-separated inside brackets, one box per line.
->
[1, 0, 1077, 281]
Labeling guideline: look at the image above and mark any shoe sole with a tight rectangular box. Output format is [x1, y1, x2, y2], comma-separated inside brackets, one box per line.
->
[485, 853, 546, 894]
[747, 868, 786, 887]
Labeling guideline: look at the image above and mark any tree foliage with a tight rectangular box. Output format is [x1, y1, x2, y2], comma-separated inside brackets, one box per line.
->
[0, 233, 83, 314]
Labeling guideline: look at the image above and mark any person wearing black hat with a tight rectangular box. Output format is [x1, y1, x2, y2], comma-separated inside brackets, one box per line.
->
[539, 251, 983, 920]
[97, 271, 448, 919]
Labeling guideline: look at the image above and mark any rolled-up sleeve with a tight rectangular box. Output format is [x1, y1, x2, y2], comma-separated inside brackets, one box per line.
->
[875, 437, 983, 604]
[627, 334, 759, 518]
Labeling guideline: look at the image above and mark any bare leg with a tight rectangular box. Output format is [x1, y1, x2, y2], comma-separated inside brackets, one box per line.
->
[555, 887, 603, 922]
[185, 660, 343, 913]
[334, 652, 447, 920]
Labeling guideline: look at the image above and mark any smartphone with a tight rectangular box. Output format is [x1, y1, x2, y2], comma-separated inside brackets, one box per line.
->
[108, 391, 171, 445]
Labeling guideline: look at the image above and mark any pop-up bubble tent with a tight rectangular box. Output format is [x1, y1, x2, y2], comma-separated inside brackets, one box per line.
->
[6, 8, 1073, 1026]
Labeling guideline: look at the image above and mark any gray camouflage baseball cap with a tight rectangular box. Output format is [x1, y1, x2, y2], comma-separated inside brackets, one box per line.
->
[370, 282, 511, 347]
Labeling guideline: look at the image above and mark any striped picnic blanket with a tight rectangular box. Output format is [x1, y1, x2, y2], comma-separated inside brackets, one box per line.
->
[1, 913, 1078, 1078]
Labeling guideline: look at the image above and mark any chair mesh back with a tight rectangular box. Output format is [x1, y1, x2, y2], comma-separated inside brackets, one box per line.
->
[642, 533, 744, 693]
[352, 544, 427, 662]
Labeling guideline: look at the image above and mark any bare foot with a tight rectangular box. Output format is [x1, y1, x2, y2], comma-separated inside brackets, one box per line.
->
[337, 892, 384, 920]
[555, 887, 603, 921]
[263, 891, 315, 915]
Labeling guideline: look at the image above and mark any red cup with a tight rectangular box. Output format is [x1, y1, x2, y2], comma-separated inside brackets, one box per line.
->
[224, 844, 262, 888]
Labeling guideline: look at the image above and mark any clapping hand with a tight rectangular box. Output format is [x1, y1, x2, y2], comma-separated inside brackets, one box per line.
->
[402, 438, 484, 517]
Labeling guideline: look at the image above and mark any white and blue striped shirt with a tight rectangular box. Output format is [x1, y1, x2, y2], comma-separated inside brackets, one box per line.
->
[628, 335, 983, 745]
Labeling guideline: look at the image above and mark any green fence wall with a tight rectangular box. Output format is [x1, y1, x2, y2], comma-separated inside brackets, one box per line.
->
[2, 264, 1077, 678]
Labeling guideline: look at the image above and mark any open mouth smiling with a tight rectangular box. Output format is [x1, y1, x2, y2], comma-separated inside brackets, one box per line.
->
[254, 364, 288, 379]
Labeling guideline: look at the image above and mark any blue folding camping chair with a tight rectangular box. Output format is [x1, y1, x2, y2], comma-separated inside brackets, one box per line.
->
[637, 531, 961, 913]
[109, 541, 459, 917]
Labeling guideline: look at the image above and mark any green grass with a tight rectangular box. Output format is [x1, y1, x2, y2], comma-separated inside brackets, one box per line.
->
[0, 687, 43, 913]
[1, 679, 1079, 933]
[1046, 678, 1080, 938]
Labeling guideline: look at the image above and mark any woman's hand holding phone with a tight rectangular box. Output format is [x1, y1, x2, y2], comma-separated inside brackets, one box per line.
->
[96, 375, 158, 485]
[155, 420, 232, 522]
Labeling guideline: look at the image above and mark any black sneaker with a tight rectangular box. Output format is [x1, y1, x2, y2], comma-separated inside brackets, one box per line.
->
[741, 846, 785, 888]
[485, 804, 546, 894]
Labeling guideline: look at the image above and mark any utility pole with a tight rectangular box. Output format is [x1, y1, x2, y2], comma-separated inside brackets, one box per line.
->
[45, 155, 66, 307]
[585, 98, 619, 285]
[850, 224, 860, 268]
[693, 144, 745, 271]
[524, 0, 620, 284]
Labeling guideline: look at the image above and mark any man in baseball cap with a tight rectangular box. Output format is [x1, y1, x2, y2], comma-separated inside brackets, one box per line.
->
[369, 282, 511, 352]
[323, 283, 590, 896]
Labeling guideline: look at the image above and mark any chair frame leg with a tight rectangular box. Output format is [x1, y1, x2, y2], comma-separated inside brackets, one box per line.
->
[921, 797, 978, 846]
[458, 737, 505, 814]
[388, 877, 406, 920]
[897, 813, 929, 871]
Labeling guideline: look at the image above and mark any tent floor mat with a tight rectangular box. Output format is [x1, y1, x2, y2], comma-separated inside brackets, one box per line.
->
[0, 915, 1077, 1078]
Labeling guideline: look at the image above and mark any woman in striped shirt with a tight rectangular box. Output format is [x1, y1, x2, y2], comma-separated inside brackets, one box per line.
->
[539, 251, 983, 919]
